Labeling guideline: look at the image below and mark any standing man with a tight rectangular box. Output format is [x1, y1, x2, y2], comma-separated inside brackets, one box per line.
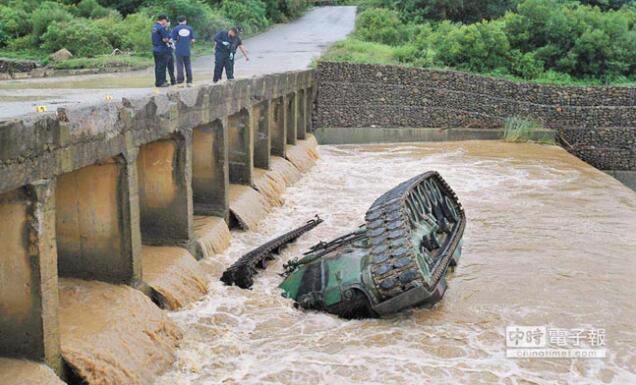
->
[213, 26, 249, 83]
[165, 19, 176, 86]
[171, 15, 195, 87]
[151, 14, 171, 87]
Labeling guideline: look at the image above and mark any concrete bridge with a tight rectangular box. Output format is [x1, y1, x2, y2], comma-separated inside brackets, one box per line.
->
[0, 70, 315, 376]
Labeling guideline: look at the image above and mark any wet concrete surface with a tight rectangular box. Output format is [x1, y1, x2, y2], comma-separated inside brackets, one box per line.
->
[0, 6, 356, 119]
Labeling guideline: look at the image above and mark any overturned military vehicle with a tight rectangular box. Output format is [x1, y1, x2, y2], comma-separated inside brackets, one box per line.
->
[279, 171, 465, 319]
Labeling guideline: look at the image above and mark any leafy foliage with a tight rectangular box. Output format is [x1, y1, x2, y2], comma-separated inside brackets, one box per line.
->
[41, 19, 113, 57]
[220, 0, 270, 34]
[343, 0, 636, 82]
[0, 0, 308, 62]
[355, 8, 409, 45]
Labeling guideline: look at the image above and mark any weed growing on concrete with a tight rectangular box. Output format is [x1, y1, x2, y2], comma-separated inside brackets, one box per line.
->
[503, 117, 554, 144]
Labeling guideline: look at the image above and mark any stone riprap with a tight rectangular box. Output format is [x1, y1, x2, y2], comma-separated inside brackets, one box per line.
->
[315, 62, 636, 173]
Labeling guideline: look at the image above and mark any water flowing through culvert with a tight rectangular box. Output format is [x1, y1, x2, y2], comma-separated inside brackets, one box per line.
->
[0, 358, 65, 385]
[58, 279, 183, 385]
[153, 141, 636, 385]
[142, 246, 208, 311]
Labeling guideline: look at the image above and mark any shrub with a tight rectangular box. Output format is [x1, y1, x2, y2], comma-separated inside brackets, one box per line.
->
[0, 5, 32, 37]
[508, 49, 544, 79]
[32, 2, 74, 42]
[96, 0, 145, 16]
[394, 0, 520, 24]
[41, 19, 112, 57]
[394, 44, 420, 63]
[434, 20, 510, 72]
[76, 0, 112, 18]
[221, 0, 270, 34]
[94, 14, 127, 51]
[0, 22, 7, 47]
[355, 8, 407, 46]
[6, 34, 35, 51]
[143, 0, 229, 41]
[113, 11, 154, 53]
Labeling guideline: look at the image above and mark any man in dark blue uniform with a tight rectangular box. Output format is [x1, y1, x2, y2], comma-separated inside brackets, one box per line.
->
[165, 19, 176, 86]
[213, 27, 249, 83]
[171, 15, 195, 86]
[151, 14, 171, 87]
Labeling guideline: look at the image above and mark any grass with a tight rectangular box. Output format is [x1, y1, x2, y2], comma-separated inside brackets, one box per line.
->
[319, 38, 401, 66]
[503, 117, 554, 144]
[0, 48, 49, 62]
[49, 55, 152, 70]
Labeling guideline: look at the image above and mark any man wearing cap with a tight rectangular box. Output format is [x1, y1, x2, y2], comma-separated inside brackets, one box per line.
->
[171, 15, 196, 87]
[151, 14, 171, 87]
[213, 26, 249, 83]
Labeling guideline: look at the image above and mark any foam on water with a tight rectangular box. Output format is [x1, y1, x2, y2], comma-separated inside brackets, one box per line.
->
[156, 141, 636, 385]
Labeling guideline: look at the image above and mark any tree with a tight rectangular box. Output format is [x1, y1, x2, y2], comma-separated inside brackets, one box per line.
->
[97, 0, 145, 16]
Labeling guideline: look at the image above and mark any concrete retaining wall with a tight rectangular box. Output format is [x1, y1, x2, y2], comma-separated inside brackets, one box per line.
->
[314, 62, 636, 186]
[0, 70, 315, 378]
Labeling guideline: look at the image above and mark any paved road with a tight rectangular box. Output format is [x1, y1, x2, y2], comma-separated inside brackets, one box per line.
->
[0, 6, 356, 119]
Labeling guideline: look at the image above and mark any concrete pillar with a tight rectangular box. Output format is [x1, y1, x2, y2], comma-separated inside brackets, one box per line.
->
[252, 101, 271, 169]
[192, 119, 229, 219]
[228, 108, 253, 185]
[297, 89, 307, 140]
[56, 156, 142, 284]
[0, 182, 62, 374]
[286, 93, 298, 146]
[137, 133, 194, 250]
[270, 96, 286, 158]
[306, 86, 314, 133]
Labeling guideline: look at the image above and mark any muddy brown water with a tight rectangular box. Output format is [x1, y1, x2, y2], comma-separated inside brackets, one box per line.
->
[153, 141, 635, 385]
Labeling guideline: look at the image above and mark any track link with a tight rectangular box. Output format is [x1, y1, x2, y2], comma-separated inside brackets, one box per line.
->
[221, 216, 324, 289]
[365, 172, 465, 301]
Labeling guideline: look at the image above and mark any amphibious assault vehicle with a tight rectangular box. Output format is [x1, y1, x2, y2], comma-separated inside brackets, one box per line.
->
[279, 171, 465, 318]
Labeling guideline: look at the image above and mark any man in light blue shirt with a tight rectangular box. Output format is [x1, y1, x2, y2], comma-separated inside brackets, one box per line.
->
[171, 15, 195, 86]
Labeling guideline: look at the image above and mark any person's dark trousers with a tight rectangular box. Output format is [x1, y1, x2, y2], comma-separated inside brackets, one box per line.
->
[153, 51, 168, 87]
[176, 55, 193, 84]
[167, 52, 176, 85]
[213, 54, 235, 82]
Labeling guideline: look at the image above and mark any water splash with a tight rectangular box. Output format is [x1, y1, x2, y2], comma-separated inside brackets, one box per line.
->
[59, 279, 182, 385]
[286, 137, 320, 172]
[142, 246, 208, 310]
[270, 156, 302, 186]
[193, 216, 231, 258]
[253, 168, 286, 207]
[229, 185, 272, 230]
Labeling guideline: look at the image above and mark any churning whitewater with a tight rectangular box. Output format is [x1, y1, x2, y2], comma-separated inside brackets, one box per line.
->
[156, 141, 636, 385]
